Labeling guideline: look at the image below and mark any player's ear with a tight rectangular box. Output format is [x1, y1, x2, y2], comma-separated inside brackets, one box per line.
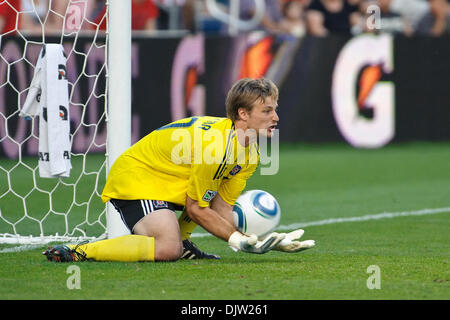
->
[237, 107, 249, 121]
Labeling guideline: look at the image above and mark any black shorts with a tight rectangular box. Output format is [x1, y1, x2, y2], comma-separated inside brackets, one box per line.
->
[110, 199, 184, 233]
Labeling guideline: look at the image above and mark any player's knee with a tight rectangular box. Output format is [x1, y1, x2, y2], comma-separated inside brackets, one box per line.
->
[156, 241, 183, 261]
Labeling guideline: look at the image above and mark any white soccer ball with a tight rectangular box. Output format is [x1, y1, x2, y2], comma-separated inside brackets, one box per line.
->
[232, 190, 281, 239]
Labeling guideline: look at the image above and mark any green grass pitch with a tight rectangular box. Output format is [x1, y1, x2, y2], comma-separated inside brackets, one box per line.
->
[0, 142, 449, 300]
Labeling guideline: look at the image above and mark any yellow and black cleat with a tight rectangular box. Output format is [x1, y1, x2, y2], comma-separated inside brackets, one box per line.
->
[181, 239, 220, 260]
[43, 244, 87, 262]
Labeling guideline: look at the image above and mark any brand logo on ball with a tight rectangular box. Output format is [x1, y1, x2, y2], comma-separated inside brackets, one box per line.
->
[252, 191, 279, 218]
[232, 202, 247, 233]
[232, 190, 281, 238]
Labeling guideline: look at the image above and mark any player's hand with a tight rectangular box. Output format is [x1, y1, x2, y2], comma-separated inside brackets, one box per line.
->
[228, 231, 286, 254]
[274, 229, 315, 253]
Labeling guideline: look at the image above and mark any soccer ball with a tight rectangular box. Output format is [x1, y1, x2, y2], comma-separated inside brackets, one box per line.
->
[232, 190, 281, 239]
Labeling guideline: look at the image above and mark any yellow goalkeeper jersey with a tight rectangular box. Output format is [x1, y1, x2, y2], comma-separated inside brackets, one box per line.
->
[101, 116, 259, 207]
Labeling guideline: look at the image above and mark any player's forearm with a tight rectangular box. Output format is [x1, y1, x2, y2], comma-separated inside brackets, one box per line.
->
[210, 194, 234, 225]
[186, 205, 236, 242]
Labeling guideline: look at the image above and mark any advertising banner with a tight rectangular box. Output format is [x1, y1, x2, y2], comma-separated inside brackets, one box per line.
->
[1, 33, 449, 158]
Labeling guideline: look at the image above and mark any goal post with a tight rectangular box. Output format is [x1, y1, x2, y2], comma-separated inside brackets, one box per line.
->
[106, 0, 132, 239]
[0, 0, 132, 244]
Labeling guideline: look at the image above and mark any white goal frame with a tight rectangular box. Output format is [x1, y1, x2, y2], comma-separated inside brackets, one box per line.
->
[0, 0, 132, 244]
[105, 0, 133, 239]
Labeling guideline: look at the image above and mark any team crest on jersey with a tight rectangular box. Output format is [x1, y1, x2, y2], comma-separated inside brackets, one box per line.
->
[152, 200, 168, 209]
[202, 190, 218, 202]
[229, 165, 242, 176]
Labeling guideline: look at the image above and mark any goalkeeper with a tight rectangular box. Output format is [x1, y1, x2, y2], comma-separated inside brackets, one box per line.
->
[43, 78, 315, 262]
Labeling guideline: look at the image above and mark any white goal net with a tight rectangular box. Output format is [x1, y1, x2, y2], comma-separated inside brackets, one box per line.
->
[0, 0, 122, 245]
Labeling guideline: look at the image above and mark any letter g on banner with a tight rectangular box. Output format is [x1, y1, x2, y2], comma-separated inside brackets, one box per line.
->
[171, 35, 205, 121]
[332, 34, 394, 148]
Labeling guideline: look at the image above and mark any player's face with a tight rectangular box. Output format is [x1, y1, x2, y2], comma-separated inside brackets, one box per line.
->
[246, 96, 279, 138]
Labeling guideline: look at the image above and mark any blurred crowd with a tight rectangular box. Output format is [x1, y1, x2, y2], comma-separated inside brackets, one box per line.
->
[1, 0, 449, 37]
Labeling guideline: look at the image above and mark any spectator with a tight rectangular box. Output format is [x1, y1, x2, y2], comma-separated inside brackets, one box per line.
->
[45, 0, 97, 35]
[154, 0, 194, 31]
[132, 0, 159, 30]
[183, 0, 228, 33]
[240, 0, 287, 34]
[90, 0, 107, 30]
[0, 0, 53, 35]
[194, 0, 305, 35]
[358, 0, 413, 35]
[20, 0, 52, 34]
[92, 0, 159, 31]
[0, 0, 21, 35]
[389, 0, 429, 30]
[181, 0, 196, 31]
[279, 0, 307, 37]
[306, 0, 361, 36]
[416, 0, 450, 36]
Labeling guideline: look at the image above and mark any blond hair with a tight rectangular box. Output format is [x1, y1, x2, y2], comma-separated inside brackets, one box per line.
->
[225, 78, 278, 122]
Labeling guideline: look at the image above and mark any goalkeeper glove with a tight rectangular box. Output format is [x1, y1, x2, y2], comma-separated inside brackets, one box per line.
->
[228, 231, 286, 254]
[274, 229, 315, 253]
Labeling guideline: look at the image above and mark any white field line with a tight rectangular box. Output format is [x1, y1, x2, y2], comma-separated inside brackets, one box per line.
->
[275, 206, 450, 231]
[1, 206, 449, 252]
[190, 206, 450, 238]
[0, 244, 44, 253]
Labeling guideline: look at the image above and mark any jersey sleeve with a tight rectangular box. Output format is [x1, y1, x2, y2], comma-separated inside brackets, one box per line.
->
[218, 162, 258, 206]
[186, 122, 227, 207]
[187, 162, 221, 207]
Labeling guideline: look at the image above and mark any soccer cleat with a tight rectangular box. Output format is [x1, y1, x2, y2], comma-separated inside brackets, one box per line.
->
[181, 239, 220, 260]
[42, 243, 87, 262]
